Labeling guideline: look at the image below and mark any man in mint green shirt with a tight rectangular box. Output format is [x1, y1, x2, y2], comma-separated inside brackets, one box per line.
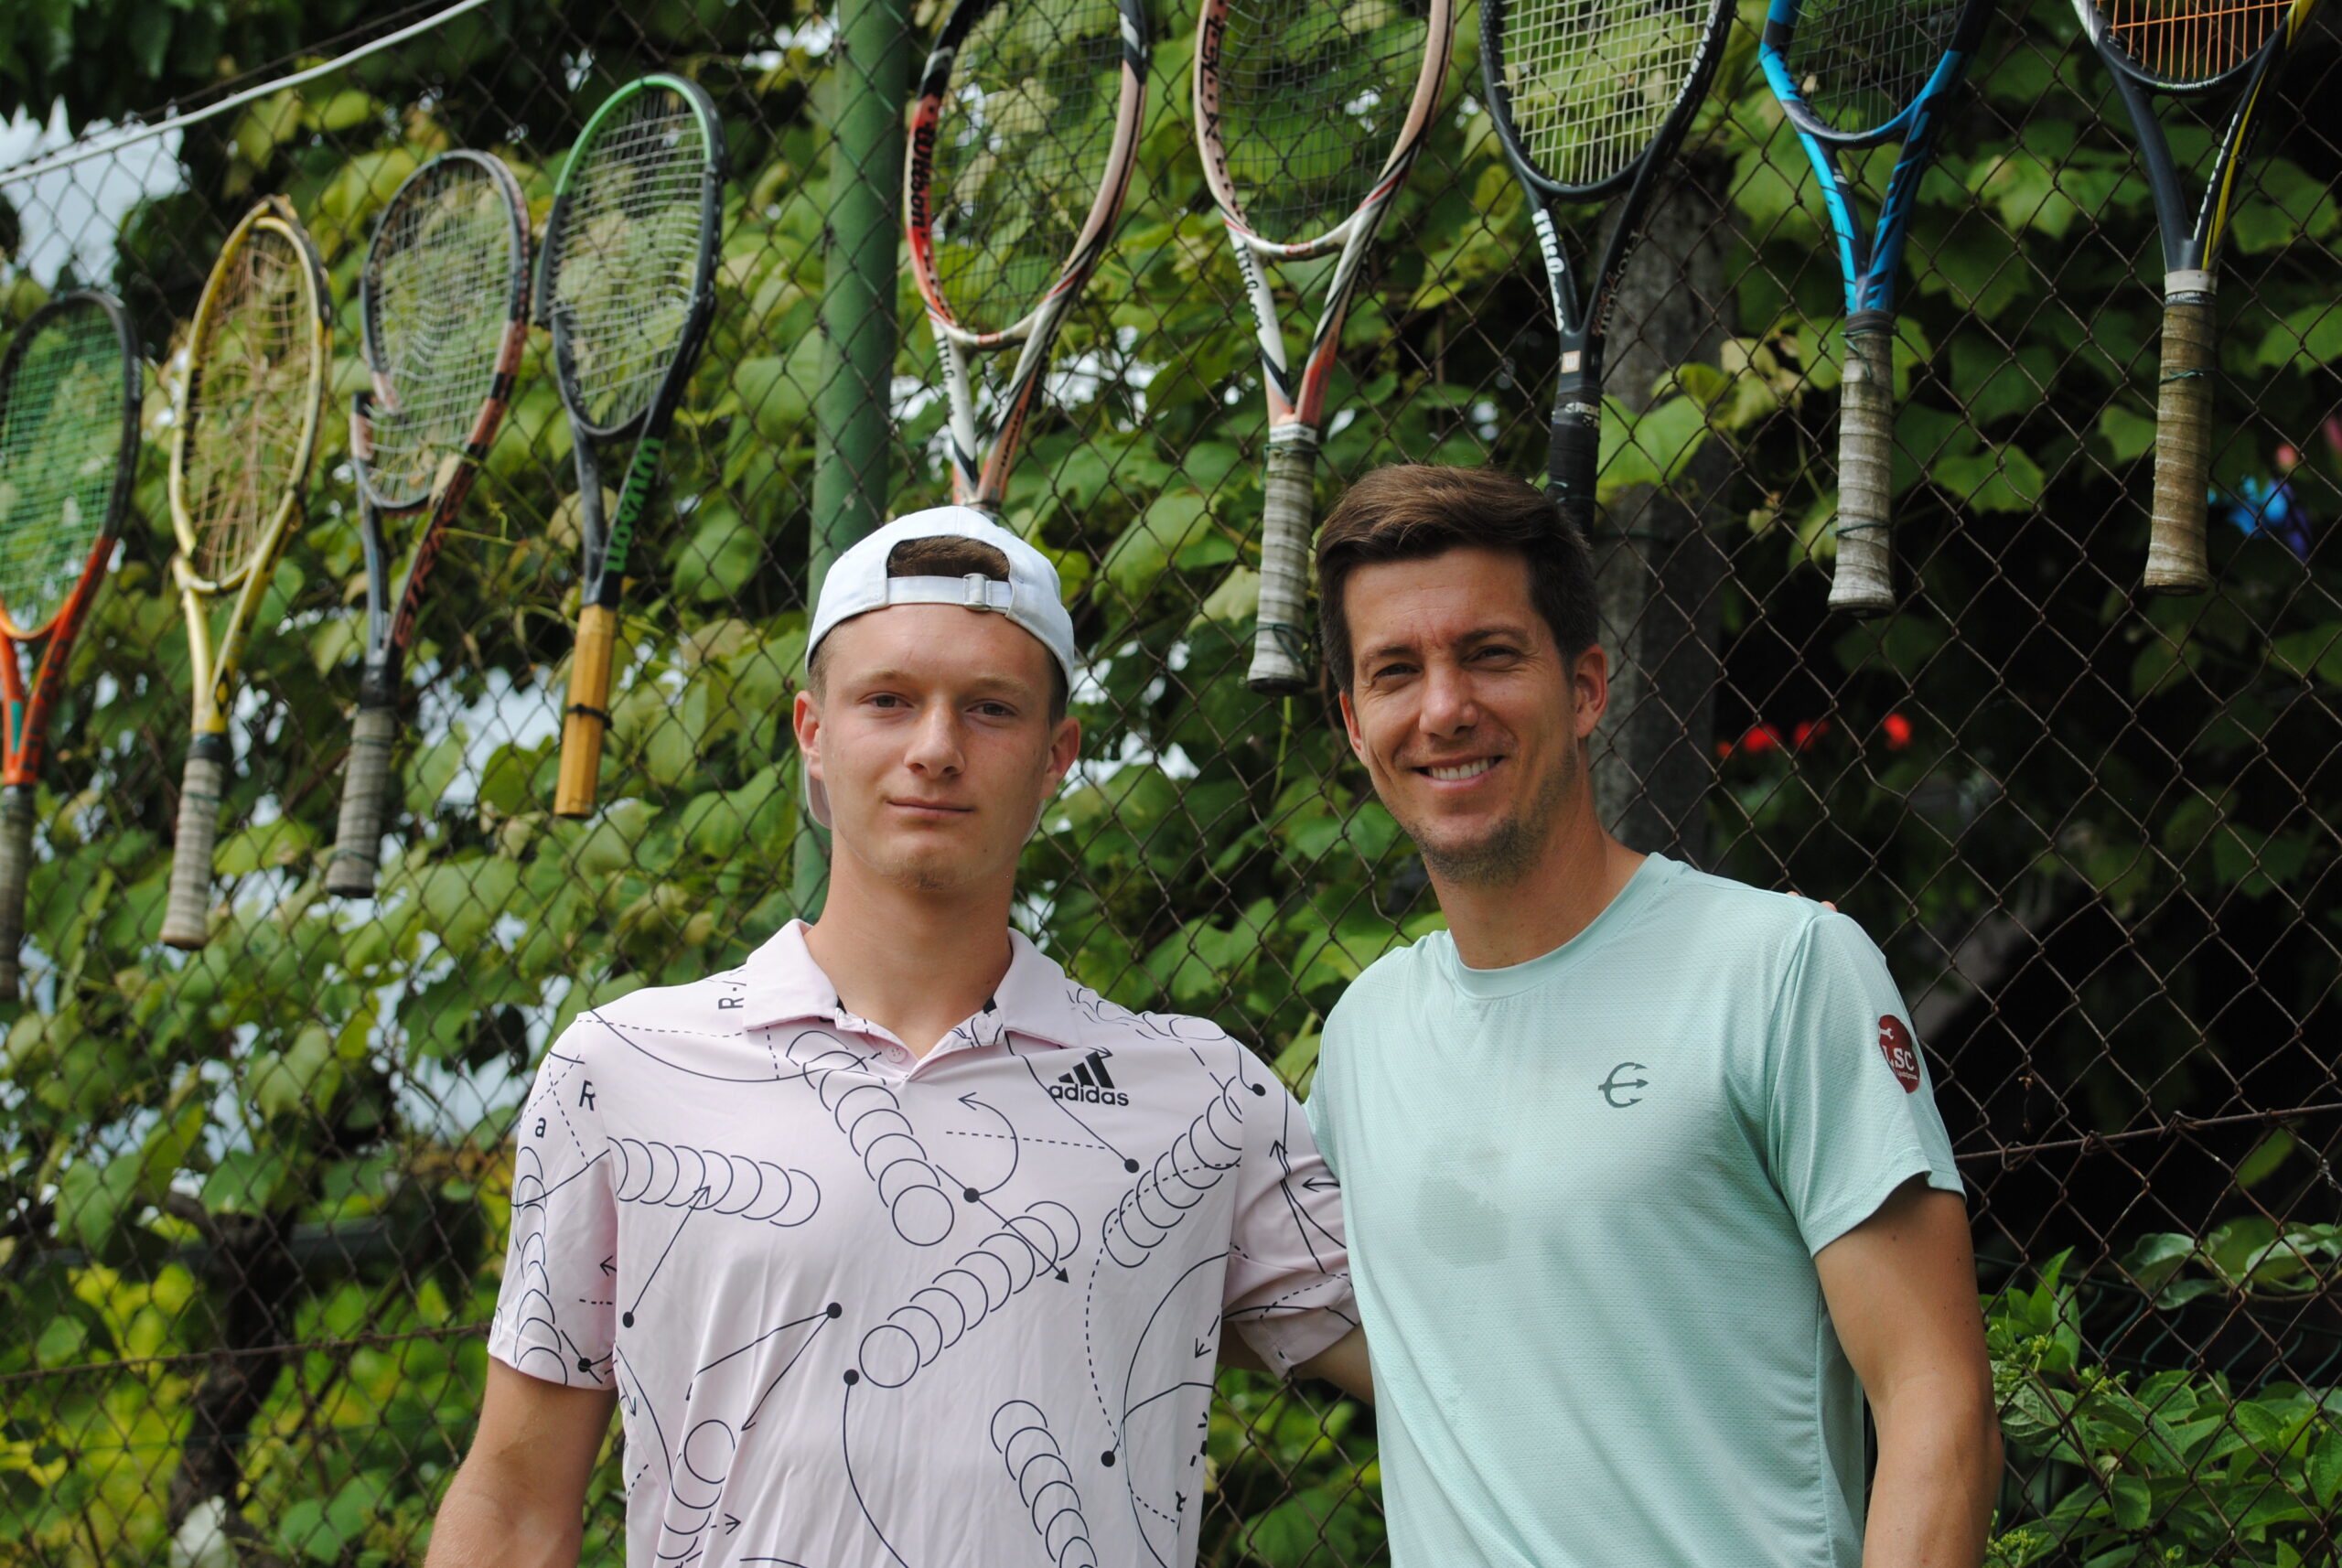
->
[1304, 465, 2001, 1568]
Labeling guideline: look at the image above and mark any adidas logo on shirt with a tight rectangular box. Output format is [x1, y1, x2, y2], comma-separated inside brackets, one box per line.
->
[1050, 1051, 1129, 1106]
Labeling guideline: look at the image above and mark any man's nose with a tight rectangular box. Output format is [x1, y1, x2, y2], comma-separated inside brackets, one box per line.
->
[1418, 660, 1477, 736]
[904, 704, 964, 773]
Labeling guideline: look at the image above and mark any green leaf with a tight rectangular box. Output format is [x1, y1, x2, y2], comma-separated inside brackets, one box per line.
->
[1102, 489, 1215, 605]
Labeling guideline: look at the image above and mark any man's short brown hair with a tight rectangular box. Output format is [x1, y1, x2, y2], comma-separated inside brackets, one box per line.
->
[809, 535, 1069, 721]
[1314, 464, 1599, 693]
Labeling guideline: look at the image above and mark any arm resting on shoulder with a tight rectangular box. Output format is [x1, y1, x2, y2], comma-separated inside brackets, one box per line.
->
[1219, 1324, 1374, 1405]
[1816, 1176, 2001, 1568]
[424, 1359, 618, 1568]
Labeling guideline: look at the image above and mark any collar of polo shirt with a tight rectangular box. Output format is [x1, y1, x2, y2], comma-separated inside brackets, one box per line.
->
[736, 920, 1089, 1053]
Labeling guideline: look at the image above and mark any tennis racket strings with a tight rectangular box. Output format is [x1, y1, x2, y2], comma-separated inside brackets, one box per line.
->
[182, 230, 321, 585]
[543, 95, 711, 431]
[926, 0, 1129, 338]
[2100, 0, 2291, 81]
[360, 161, 520, 507]
[1496, 0, 1714, 191]
[1782, 0, 1967, 132]
[1211, 0, 1434, 240]
[0, 309, 126, 636]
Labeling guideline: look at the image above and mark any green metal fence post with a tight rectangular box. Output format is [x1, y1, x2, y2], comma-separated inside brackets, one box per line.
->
[793, 0, 911, 916]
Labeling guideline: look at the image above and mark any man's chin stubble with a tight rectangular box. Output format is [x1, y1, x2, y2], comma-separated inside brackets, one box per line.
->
[1395, 760, 1574, 889]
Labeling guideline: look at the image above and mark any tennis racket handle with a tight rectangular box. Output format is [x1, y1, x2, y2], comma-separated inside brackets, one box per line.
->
[554, 604, 618, 818]
[325, 704, 399, 897]
[2144, 276, 2217, 596]
[0, 787, 34, 1000]
[1546, 400, 1601, 542]
[162, 741, 229, 950]
[1248, 438, 1318, 694]
[1830, 314, 1897, 617]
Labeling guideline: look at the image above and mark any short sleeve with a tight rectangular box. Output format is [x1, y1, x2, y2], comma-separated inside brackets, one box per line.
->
[1223, 1057, 1358, 1375]
[1765, 913, 1962, 1257]
[1302, 1039, 1341, 1180]
[487, 1029, 618, 1387]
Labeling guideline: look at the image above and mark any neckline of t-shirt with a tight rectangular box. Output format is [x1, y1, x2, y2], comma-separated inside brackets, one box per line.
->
[1439, 852, 1682, 1001]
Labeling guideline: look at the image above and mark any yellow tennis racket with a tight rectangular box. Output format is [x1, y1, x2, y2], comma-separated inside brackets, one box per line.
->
[160, 197, 330, 950]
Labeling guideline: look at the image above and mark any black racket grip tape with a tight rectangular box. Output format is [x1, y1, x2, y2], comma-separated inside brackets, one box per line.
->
[1547, 401, 1601, 542]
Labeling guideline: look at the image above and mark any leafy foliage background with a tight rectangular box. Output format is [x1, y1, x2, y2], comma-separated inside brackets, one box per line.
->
[0, 0, 2337, 1562]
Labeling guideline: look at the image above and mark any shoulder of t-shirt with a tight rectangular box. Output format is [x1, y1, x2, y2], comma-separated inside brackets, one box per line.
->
[1046, 974, 1265, 1070]
[1327, 928, 1447, 1036]
[1645, 865, 1870, 1005]
[549, 963, 755, 1054]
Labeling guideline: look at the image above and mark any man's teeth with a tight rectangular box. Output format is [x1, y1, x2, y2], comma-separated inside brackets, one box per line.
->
[1427, 759, 1494, 781]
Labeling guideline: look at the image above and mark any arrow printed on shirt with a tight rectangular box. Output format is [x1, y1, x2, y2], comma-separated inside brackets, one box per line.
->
[625, 1187, 710, 1326]
[951, 1092, 1020, 1197]
[1268, 1139, 1343, 1272]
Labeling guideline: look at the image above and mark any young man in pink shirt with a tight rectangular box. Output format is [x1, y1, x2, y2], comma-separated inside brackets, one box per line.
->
[428, 507, 1367, 1568]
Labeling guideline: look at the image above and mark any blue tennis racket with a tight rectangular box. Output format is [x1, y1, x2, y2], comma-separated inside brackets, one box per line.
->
[1760, 0, 1993, 615]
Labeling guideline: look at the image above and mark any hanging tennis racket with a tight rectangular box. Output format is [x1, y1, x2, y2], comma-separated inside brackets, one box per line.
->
[1195, 0, 1456, 693]
[161, 198, 331, 950]
[327, 151, 532, 897]
[1482, 0, 1731, 541]
[2074, 0, 2321, 594]
[907, 0, 1148, 516]
[542, 73, 725, 818]
[1761, 0, 1993, 615]
[0, 293, 141, 996]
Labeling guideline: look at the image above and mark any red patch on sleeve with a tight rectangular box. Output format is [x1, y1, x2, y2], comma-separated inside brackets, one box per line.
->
[1877, 1015, 1921, 1092]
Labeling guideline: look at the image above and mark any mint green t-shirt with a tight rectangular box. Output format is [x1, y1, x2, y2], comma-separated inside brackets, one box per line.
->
[1306, 854, 1961, 1568]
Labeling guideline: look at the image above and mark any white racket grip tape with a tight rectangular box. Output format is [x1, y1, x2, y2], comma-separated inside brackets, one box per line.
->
[1247, 439, 1318, 693]
[325, 705, 398, 897]
[0, 787, 35, 1000]
[2143, 274, 2217, 596]
[161, 748, 227, 950]
[1830, 317, 1897, 617]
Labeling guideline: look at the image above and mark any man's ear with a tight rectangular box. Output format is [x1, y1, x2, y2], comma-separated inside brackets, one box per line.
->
[1338, 689, 1369, 763]
[793, 688, 823, 787]
[1046, 714, 1081, 789]
[1571, 642, 1610, 742]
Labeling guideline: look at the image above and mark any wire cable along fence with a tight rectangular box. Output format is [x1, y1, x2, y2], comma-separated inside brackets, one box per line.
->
[0, 0, 2335, 1560]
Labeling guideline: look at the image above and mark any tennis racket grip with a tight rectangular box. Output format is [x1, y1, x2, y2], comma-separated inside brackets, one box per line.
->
[1830, 312, 1897, 617]
[554, 604, 618, 818]
[325, 703, 399, 897]
[0, 786, 35, 1000]
[1547, 395, 1600, 542]
[2144, 274, 2217, 596]
[162, 737, 229, 950]
[1248, 437, 1318, 693]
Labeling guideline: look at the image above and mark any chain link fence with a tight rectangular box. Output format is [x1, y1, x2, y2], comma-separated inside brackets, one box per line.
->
[0, 0, 2337, 1561]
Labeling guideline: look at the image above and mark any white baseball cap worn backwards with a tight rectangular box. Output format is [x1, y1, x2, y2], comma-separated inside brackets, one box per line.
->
[802, 505, 1080, 829]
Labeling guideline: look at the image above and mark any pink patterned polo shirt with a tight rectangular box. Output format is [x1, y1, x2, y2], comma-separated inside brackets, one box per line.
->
[488, 920, 1356, 1568]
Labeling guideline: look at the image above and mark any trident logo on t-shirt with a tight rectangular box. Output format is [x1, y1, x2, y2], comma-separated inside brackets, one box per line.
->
[1876, 1015, 1921, 1092]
